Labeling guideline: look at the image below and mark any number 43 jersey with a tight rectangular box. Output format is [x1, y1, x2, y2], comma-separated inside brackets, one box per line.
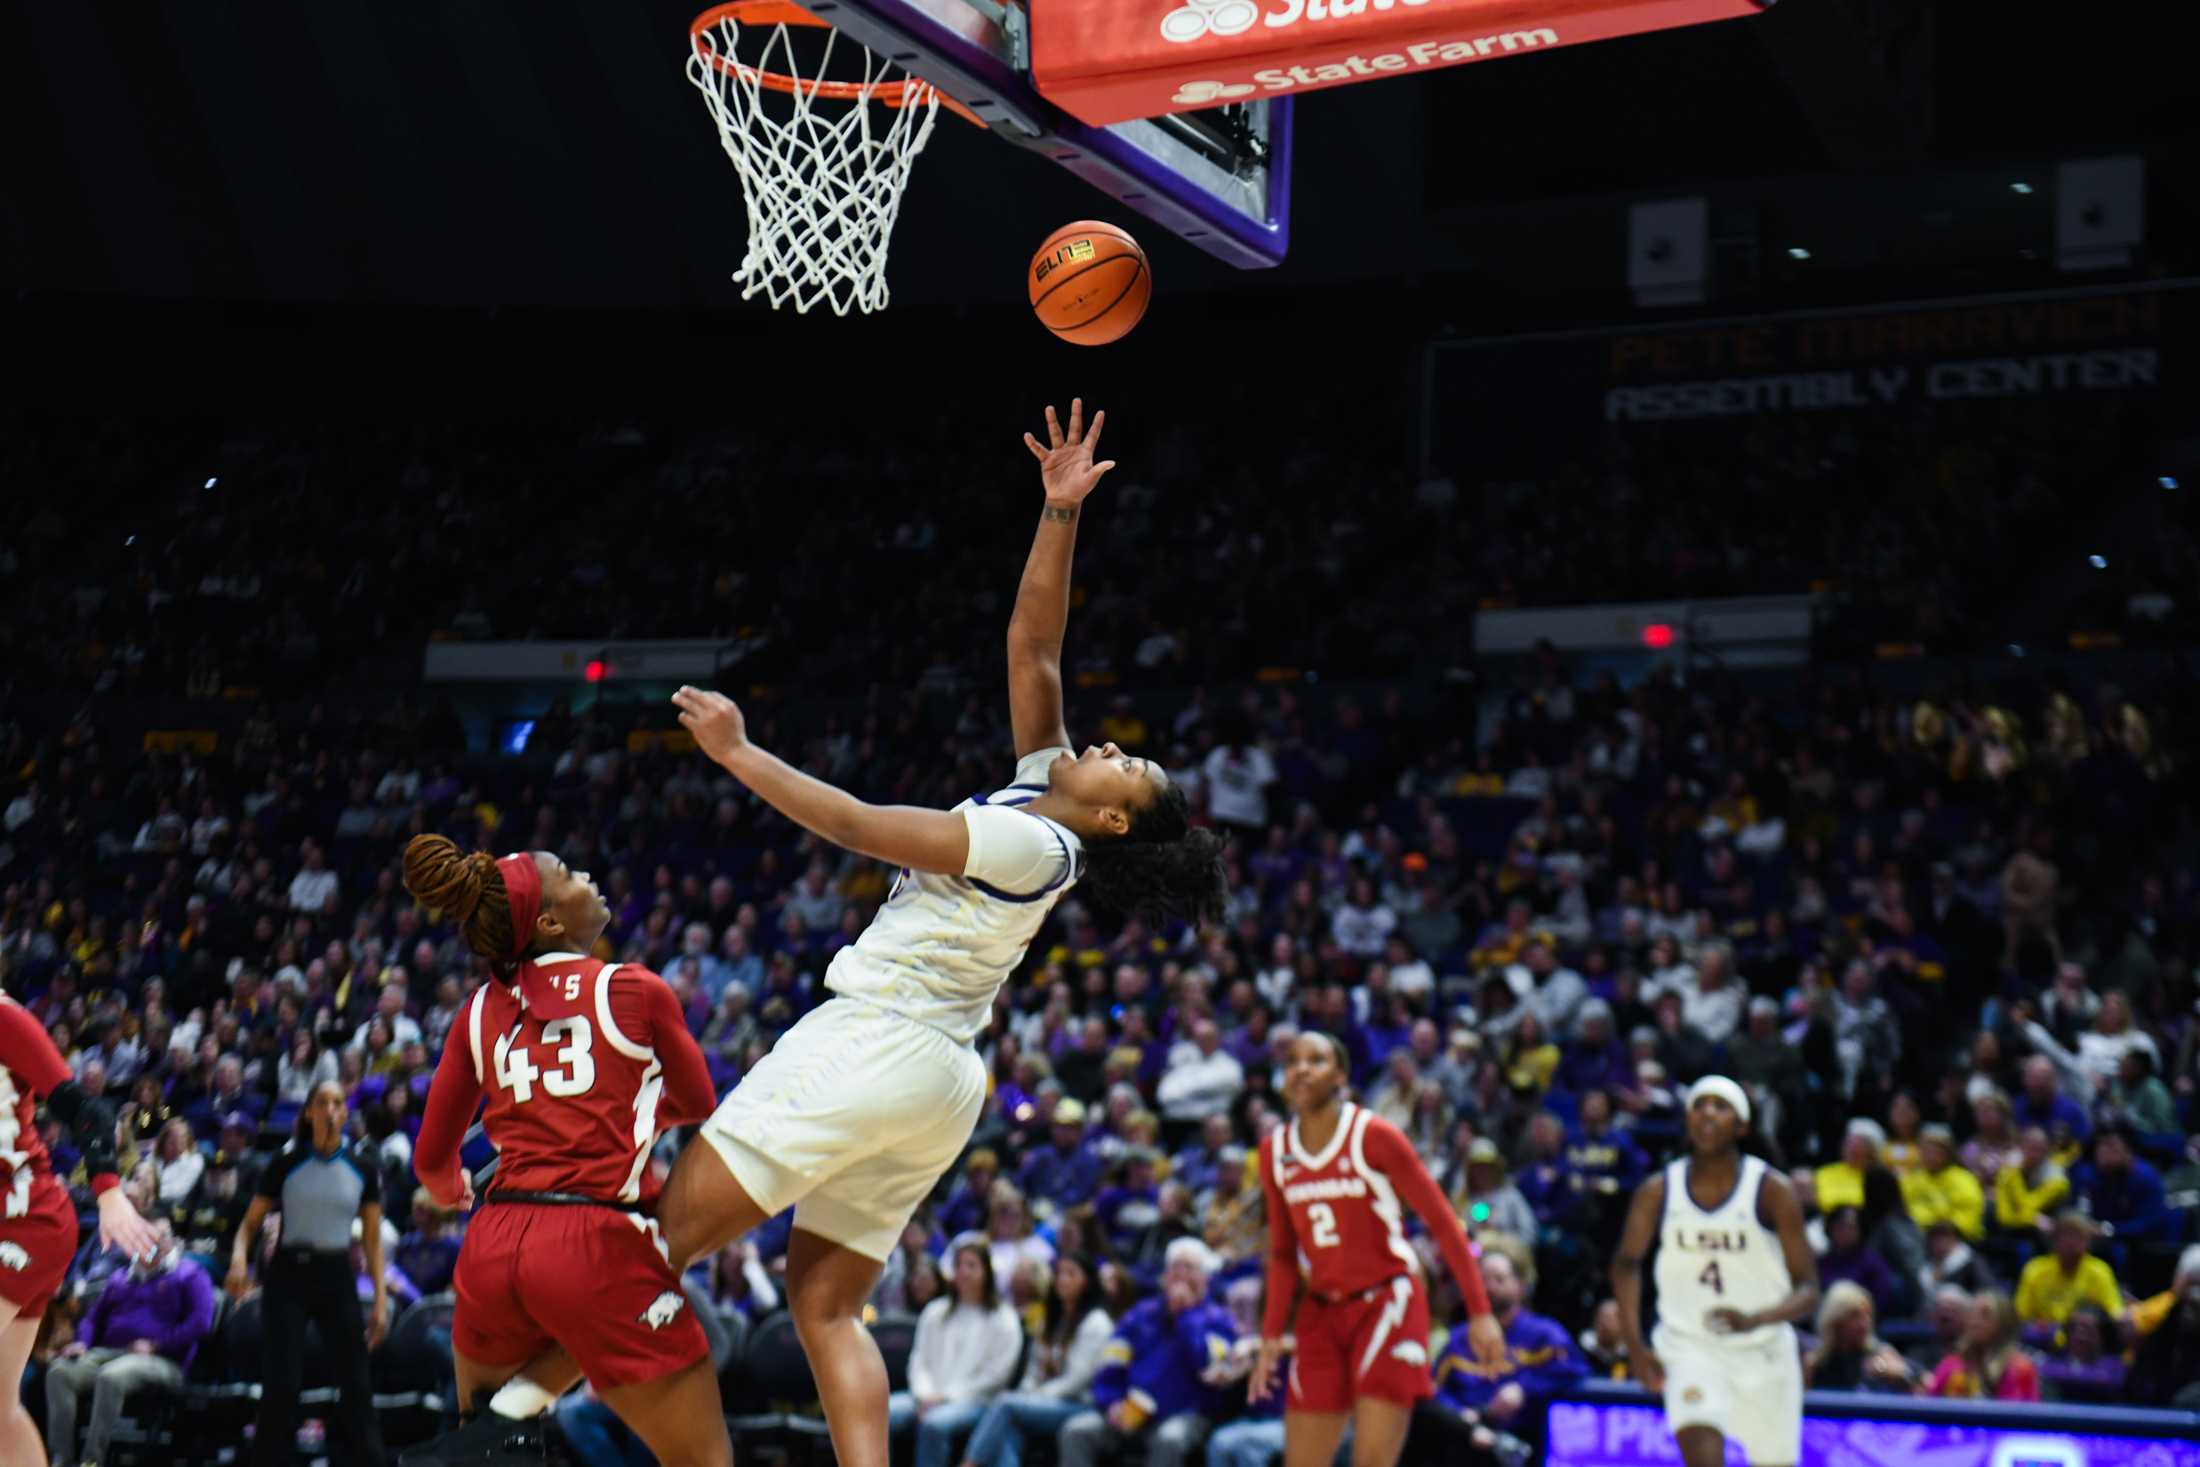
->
[1652, 1153, 1795, 1349]
[429, 954, 718, 1207]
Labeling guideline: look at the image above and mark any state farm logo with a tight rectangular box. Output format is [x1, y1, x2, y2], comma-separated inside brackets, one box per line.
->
[1161, 0, 1437, 44]
[1161, 0, 1260, 43]
[1173, 79, 1255, 105]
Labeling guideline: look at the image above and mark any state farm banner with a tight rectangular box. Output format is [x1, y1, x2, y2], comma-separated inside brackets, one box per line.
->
[1030, 0, 1764, 127]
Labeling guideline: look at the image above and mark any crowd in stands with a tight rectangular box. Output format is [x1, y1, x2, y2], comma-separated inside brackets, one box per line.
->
[3, 401, 2199, 1464]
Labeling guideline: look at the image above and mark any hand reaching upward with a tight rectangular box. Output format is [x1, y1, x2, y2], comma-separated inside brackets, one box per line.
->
[1023, 399, 1116, 507]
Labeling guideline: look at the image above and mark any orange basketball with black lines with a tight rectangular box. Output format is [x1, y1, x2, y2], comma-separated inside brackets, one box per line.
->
[1028, 221, 1150, 346]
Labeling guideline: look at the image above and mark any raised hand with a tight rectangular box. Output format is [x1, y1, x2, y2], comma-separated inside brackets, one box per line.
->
[672, 686, 750, 765]
[95, 1186, 162, 1266]
[1023, 399, 1117, 507]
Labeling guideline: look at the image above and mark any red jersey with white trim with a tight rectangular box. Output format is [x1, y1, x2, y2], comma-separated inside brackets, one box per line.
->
[0, 996, 68, 1185]
[414, 955, 717, 1208]
[1260, 1102, 1490, 1340]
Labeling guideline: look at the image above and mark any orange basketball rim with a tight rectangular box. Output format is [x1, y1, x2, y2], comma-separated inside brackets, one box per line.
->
[688, 2, 987, 126]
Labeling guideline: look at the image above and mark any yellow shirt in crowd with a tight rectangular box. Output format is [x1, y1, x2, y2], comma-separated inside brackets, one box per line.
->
[1992, 1162, 2069, 1233]
[1901, 1164, 1985, 1239]
[2013, 1254, 2123, 1326]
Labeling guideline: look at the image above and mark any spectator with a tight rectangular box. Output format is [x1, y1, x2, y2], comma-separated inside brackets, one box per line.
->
[2012, 1055, 2091, 1151]
[2070, 1127, 2181, 1246]
[1815, 1121, 1886, 1214]
[1563, 1091, 1647, 1204]
[45, 1220, 218, 1467]
[941, 1150, 1003, 1239]
[1454, 1139, 1538, 1247]
[1427, 1244, 1586, 1425]
[2015, 1213, 2126, 1329]
[1861, 1169, 1927, 1317]
[1201, 732, 1277, 841]
[2039, 1304, 2127, 1404]
[1157, 1020, 1245, 1129]
[1059, 1239, 1235, 1467]
[1514, 1112, 1579, 1231]
[1921, 1221, 1998, 1299]
[2024, 990, 2162, 1102]
[1488, 940, 1588, 1044]
[890, 1239, 1027, 1467]
[1924, 1291, 2040, 1401]
[2128, 1255, 2200, 1409]
[1554, 1000, 1631, 1099]
[985, 1182, 1057, 1292]
[152, 1117, 206, 1209]
[1817, 1207, 1902, 1322]
[785, 861, 847, 935]
[2100, 1048, 2177, 1136]
[1900, 1125, 1985, 1241]
[1958, 1090, 2022, 1186]
[1804, 1281, 1915, 1393]
[287, 844, 339, 915]
[1171, 1115, 1237, 1202]
[1904, 1285, 1975, 1377]
[1883, 1093, 1926, 1177]
[959, 1253, 1115, 1467]
[1331, 879, 1397, 961]
[1018, 1099, 1102, 1214]
[1993, 1127, 2070, 1243]
[1675, 941, 1744, 1046]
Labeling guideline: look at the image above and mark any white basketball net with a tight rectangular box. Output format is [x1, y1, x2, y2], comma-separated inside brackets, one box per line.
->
[687, 12, 943, 316]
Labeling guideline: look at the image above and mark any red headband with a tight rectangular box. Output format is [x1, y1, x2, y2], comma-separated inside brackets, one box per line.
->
[496, 853, 542, 961]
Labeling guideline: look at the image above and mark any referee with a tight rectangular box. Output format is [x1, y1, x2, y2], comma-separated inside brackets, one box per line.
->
[227, 1080, 389, 1466]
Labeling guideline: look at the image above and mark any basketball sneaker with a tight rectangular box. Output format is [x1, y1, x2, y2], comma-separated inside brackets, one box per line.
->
[398, 1397, 567, 1467]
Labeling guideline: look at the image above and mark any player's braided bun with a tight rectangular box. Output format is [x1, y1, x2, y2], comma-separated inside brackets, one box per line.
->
[402, 833, 515, 965]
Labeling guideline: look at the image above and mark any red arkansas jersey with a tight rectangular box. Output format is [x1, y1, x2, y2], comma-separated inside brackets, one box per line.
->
[0, 996, 68, 1188]
[414, 954, 717, 1208]
[1260, 1102, 1489, 1341]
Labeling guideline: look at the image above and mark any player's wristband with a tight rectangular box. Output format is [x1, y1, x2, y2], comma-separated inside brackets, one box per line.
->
[88, 1172, 119, 1197]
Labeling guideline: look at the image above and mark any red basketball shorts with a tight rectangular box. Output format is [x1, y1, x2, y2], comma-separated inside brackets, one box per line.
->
[1288, 1273, 1435, 1411]
[0, 1173, 78, 1319]
[451, 1202, 708, 1390]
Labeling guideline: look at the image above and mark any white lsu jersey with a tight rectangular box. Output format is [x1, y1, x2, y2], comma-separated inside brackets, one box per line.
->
[822, 746, 1082, 1045]
[1652, 1153, 1795, 1349]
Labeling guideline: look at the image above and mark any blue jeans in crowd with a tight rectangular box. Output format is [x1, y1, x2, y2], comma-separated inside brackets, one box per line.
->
[557, 1394, 654, 1467]
[963, 1392, 1090, 1467]
[889, 1391, 993, 1467]
[1207, 1417, 1287, 1467]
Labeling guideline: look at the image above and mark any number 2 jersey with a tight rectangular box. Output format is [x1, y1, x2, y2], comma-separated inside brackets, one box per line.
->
[1652, 1153, 1795, 1349]
[414, 954, 717, 1208]
[1259, 1101, 1488, 1341]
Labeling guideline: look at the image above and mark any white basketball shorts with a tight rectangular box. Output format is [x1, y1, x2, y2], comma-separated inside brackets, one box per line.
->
[697, 996, 988, 1261]
[1652, 1327, 1803, 1467]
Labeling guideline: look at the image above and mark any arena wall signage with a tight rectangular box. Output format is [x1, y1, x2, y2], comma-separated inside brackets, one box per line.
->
[1422, 284, 2176, 473]
[1032, 0, 1762, 126]
[1545, 1394, 2200, 1467]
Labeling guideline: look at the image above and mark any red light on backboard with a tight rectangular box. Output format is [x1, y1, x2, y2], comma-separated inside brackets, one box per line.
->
[1642, 623, 1676, 649]
[584, 660, 607, 682]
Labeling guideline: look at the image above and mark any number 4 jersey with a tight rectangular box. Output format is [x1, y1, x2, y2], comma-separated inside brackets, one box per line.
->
[1651, 1153, 1795, 1349]
[415, 954, 718, 1208]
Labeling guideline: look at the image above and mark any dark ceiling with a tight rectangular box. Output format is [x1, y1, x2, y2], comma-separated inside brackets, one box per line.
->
[0, 0, 2189, 320]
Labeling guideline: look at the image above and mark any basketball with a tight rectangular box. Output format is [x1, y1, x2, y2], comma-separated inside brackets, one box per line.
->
[1028, 221, 1150, 346]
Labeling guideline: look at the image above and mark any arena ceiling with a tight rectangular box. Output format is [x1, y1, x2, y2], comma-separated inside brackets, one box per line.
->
[0, 2, 2188, 316]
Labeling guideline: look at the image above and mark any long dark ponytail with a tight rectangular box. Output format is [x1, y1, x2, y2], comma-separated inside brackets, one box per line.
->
[1079, 782, 1228, 927]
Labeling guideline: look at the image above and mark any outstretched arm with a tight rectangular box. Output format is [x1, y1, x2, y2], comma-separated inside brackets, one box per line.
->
[1008, 400, 1116, 759]
[675, 687, 972, 875]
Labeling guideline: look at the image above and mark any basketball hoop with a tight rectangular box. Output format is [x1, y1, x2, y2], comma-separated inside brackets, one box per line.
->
[687, 1, 978, 315]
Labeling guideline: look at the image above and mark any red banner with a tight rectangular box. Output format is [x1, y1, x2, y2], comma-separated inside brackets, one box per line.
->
[1032, 0, 1763, 127]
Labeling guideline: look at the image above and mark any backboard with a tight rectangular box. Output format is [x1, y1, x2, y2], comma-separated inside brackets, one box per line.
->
[797, 0, 1294, 269]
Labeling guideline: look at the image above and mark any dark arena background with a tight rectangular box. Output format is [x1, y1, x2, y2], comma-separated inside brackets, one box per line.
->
[3, 2, 2198, 1465]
